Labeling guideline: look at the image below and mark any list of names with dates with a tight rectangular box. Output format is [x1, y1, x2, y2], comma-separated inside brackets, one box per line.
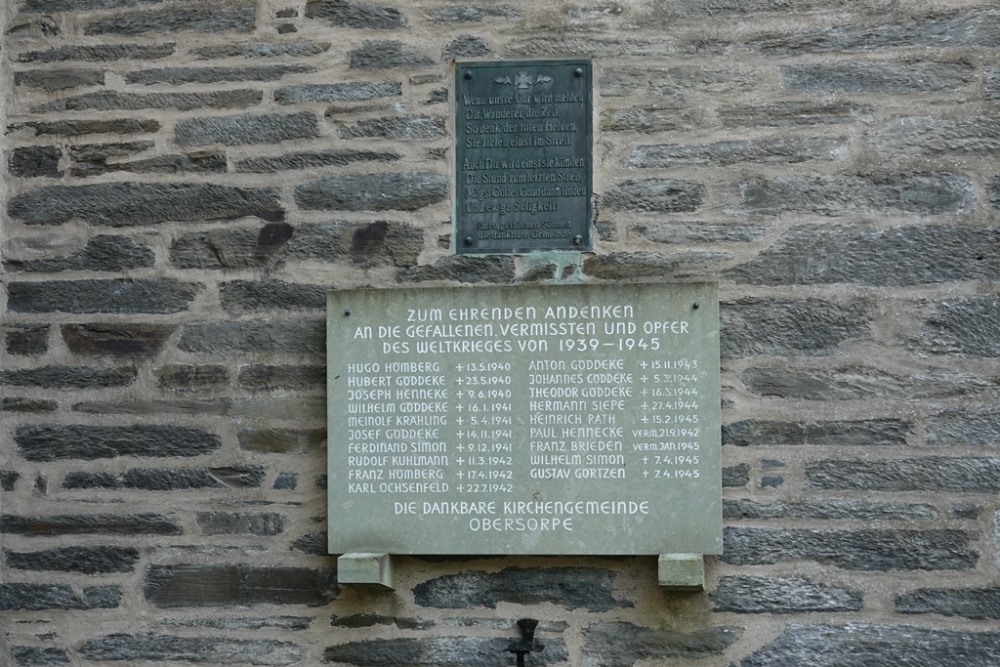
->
[327, 284, 721, 556]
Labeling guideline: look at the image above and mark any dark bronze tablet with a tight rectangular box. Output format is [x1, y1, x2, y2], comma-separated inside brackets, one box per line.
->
[455, 60, 592, 254]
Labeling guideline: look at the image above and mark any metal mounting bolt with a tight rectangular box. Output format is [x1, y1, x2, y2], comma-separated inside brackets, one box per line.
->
[464, 71, 473, 79]
[574, 67, 584, 77]
[464, 236, 474, 246]
[573, 235, 583, 245]
[344, 309, 351, 316]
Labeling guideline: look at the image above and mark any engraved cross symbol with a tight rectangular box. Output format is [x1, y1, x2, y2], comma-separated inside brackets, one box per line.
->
[515, 72, 533, 89]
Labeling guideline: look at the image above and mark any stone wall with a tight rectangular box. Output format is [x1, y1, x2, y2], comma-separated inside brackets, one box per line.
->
[3, 0, 1000, 665]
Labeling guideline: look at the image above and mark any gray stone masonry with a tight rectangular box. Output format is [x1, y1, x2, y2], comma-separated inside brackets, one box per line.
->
[3, 0, 1000, 665]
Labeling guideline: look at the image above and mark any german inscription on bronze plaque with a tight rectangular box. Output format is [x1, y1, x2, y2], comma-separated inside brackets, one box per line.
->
[455, 60, 592, 254]
[327, 284, 721, 556]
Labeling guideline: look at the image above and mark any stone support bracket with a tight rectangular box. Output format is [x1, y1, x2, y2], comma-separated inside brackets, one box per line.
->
[337, 552, 395, 590]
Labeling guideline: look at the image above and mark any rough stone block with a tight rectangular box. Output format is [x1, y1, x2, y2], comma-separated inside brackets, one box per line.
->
[600, 106, 697, 133]
[0, 365, 136, 389]
[626, 136, 847, 168]
[723, 527, 977, 570]
[723, 499, 939, 521]
[275, 81, 400, 104]
[238, 429, 325, 454]
[191, 41, 331, 59]
[62, 323, 174, 357]
[723, 419, 909, 447]
[14, 69, 105, 89]
[583, 252, 731, 279]
[220, 280, 328, 313]
[22, 118, 160, 136]
[735, 173, 974, 216]
[427, 6, 520, 22]
[719, 100, 875, 127]
[807, 457, 1000, 493]
[926, 412, 1000, 446]
[414, 567, 627, 611]
[304, 0, 406, 28]
[397, 255, 515, 283]
[721, 297, 873, 358]
[32, 89, 262, 113]
[336, 115, 445, 140]
[602, 178, 705, 212]
[10, 646, 69, 666]
[0, 583, 120, 610]
[236, 149, 398, 172]
[126, 64, 311, 85]
[8, 279, 199, 314]
[16, 424, 220, 461]
[784, 61, 975, 93]
[295, 172, 447, 211]
[5, 546, 139, 573]
[4, 325, 50, 355]
[176, 112, 318, 146]
[179, 319, 325, 355]
[84, 3, 257, 36]
[79, 633, 302, 665]
[711, 575, 862, 613]
[349, 40, 433, 69]
[1, 398, 58, 412]
[722, 464, 750, 488]
[582, 623, 738, 665]
[600, 66, 757, 97]
[17, 43, 175, 63]
[735, 624, 1000, 667]
[4, 235, 154, 272]
[912, 297, 1000, 356]
[873, 117, 1000, 158]
[742, 367, 998, 401]
[157, 364, 230, 391]
[196, 512, 285, 536]
[144, 564, 337, 607]
[896, 587, 1000, 620]
[0, 513, 182, 536]
[8, 182, 281, 226]
[443, 35, 491, 58]
[238, 365, 325, 391]
[636, 221, 766, 243]
[9, 146, 62, 177]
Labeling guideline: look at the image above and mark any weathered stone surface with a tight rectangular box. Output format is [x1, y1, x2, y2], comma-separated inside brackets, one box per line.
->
[581, 623, 738, 667]
[742, 367, 999, 401]
[16, 424, 220, 461]
[722, 464, 749, 487]
[659, 0, 884, 15]
[179, 319, 325, 355]
[67, 139, 153, 169]
[987, 67, 1000, 100]
[600, 66, 757, 97]
[275, 81, 400, 104]
[719, 100, 875, 127]
[9, 146, 62, 177]
[14, 68, 104, 89]
[236, 149, 398, 172]
[0, 366, 136, 389]
[176, 112, 318, 146]
[324, 637, 567, 666]
[336, 115, 445, 140]
[291, 532, 327, 555]
[9, 182, 281, 226]
[1, 472, 20, 491]
[144, 564, 337, 607]
[72, 398, 231, 415]
[600, 106, 697, 133]
[627, 136, 846, 168]
[17, 43, 174, 63]
[220, 280, 328, 313]
[784, 61, 975, 93]
[602, 178, 705, 212]
[926, 412, 1000, 446]
[22, 0, 173, 10]
[6, 546, 139, 573]
[273, 473, 297, 490]
[990, 176, 1000, 210]
[873, 117, 1000, 157]
[735, 173, 974, 216]
[62, 323, 175, 356]
[349, 40, 433, 69]
[807, 457, 1000, 493]
[79, 633, 302, 665]
[10, 646, 69, 665]
[157, 364, 229, 391]
[583, 252, 731, 279]
[0, 513, 182, 536]
[721, 298, 873, 358]
[32, 89, 262, 113]
[84, 3, 257, 36]
[196, 512, 285, 536]
[896, 588, 1000, 620]
[724, 419, 909, 447]
[75, 152, 227, 177]
[331, 614, 431, 629]
[238, 365, 325, 391]
[127, 64, 311, 85]
[305, 0, 405, 28]
[511, 35, 680, 58]
[239, 429, 325, 454]
[724, 498, 939, 521]
[0, 398, 57, 412]
[414, 567, 628, 611]
[749, 7, 1000, 53]
[295, 172, 446, 211]
[0, 584, 120, 610]
[723, 527, 977, 570]
[729, 225, 1000, 286]
[636, 221, 766, 243]
[191, 41, 331, 59]
[22, 118, 160, 136]
[8, 279, 199, 314]
[427, 5, 520, 22]
[4, 235, 154, 272]
[397, 255, 516, 283]
[711, 576, 862, 613]
[162, 616, 312, 630]
[64, 466, 266, 490]
[443, 35, 491, 58]
[294, 220, 423, 267]
[735, 624, 1000, 667]
[914, 297, 1000, 356]
[5, 325, 48, 355]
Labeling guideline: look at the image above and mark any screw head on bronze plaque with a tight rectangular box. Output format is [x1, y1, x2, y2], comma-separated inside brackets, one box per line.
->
[455, 60, 593, 254]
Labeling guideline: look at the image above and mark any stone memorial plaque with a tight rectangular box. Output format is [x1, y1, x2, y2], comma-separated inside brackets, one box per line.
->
[454, 60, 592, 254]
[327, 284, 721, 556]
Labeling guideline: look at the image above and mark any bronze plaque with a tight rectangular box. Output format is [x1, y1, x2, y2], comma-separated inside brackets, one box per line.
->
[327, 284, 721, 556]
[455, 60, 592, 254]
